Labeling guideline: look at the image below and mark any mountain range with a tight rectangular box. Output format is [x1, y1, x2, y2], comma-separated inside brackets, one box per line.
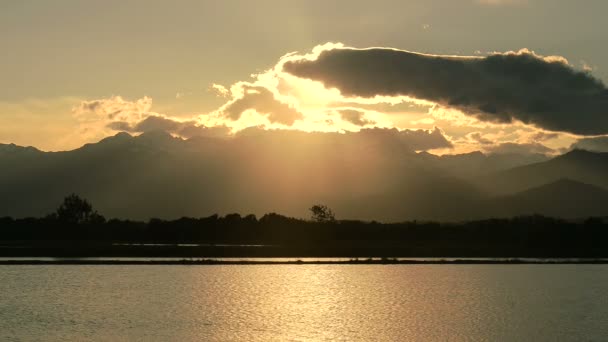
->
[1, 130, 607, 221]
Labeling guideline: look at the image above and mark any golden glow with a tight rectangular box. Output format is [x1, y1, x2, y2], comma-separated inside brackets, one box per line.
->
[0, 43, 584, 155]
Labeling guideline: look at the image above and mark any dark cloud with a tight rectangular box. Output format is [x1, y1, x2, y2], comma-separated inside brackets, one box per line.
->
[106, 121, 132, 131]
[468, 132, 493, 145]
[338, 109, 374, 126]
[222, 85, 303, 125]
[284, 47, 608, 135]
[107, 115, 230, 139]
[570, 136, 608, 152]
[485, 142, 554, 155]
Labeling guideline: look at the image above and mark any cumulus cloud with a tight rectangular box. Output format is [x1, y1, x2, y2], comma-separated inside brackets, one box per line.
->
[59, 43, 593, 156]
[74, 96, 151, 124]
[283, 46, 608, 135]
[70, 96, 154, 144]
[220, 85, 303, 125]
[108, 115, 230, 139]
[210, 84, 230, 97]
[75, 96, 229, 140]
[570, 136, 608, 152]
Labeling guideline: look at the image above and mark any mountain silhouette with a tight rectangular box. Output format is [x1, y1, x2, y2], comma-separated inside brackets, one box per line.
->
[1, 131, 606, 221]
[492, 178, 608, 218]
[478, 149, 608, 195]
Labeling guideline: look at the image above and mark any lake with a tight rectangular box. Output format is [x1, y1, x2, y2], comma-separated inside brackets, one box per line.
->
[1, 265, 607, 341]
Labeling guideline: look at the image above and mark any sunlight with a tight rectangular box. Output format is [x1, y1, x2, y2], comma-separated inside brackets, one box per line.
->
[4, 2, 608, 341]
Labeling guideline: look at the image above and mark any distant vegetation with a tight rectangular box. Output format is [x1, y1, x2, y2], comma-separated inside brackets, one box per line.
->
[1, 195, 608, 258]
[309, 204, 336, 223]
[50, 194, 106, 224]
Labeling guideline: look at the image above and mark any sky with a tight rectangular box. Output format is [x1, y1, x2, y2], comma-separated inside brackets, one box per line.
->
[1, 0, 608, 153]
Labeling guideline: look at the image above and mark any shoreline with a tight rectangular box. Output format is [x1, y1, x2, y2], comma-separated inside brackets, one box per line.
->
[2, 258, 608, 265]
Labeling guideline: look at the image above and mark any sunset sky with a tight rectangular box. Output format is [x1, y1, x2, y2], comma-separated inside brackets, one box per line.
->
[2, 0, 608, 154]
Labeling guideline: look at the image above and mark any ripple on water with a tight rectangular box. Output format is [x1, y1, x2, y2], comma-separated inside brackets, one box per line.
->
[1, 265, 608, 341]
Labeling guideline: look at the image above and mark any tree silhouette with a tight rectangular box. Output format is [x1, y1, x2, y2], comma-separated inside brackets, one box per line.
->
[309, 204, 336, 223]
[56, 194, 105, 224]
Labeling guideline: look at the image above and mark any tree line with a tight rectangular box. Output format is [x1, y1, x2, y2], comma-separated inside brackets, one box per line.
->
[1, 195, 608, 257]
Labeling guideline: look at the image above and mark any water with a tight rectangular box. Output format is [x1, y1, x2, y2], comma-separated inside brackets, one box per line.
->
[1, 265, 607, 341]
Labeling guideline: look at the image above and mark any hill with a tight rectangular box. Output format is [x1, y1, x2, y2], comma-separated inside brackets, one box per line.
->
[1, 131, 606, 221]
[478, 149, 608, 195]
[492, 179, 608, 218]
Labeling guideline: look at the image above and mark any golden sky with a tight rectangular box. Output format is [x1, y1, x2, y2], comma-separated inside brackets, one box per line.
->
[1, 0, 607, 154]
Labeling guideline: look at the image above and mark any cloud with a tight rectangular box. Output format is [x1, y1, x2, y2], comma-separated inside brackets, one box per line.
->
[283, 46, 608, 135]
[220, 85, 303, 125]
[75, 96, 230, 140]
[106, 121, 132, 131]
[395, 127, 453, 151]
[23, 43, 587, 154]
[134, 115, 186, 132]
[178, 123, 231, 139]
[74, 96, 151, 123]
[485, 142, 554, 155]
[531, 131, 559, 142]
[468, 132, 493, 145]
[234, 126, 452, 152]
[70, 96, 155, 146]
[210, 84, 230, 97]
[570, 136, 608, 152]
[338, 109, 375, 126]
[108, 115, 230, 139]
[581, 61, 595, 72]
[353, 127, 453, 151]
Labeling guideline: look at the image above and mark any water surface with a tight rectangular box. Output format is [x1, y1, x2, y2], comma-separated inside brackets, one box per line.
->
[1, 265, 607, 341]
